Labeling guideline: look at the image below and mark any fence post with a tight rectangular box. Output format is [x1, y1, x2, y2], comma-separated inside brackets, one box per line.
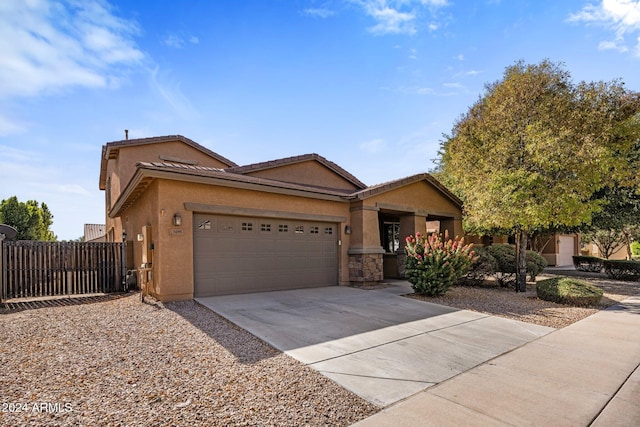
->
[0, 238, 4, 303]
[121, 230, 127, 292]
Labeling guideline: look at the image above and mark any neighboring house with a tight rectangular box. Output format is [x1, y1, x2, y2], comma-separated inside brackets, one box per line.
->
[583, 241, 628, 260]
[99, 135, 464, 301]
[83, 224, 106, 242]
[537, 234, 580, 266]
[470, 233, 580, 267]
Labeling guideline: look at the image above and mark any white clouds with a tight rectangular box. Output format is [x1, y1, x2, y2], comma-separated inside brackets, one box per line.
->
[303, 8, 336, 18]
[368, 6, 417, 34]
[351, 0, 450, 35]
[0, 115, 28, 136]
[0, 0, 144, 99]
[569, 0, 640, 55]
[163, 33, 200, 49]
[149, 66, 198, 120]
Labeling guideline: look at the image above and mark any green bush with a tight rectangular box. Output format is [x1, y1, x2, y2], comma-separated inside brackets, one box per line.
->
[460, 246, 497, 286]
[631, 241, 640, 256]
[483, 245, 547, 287]
[527, 250, 548, 281]
[536, 277, 603, 306]
[572, 255, 604, 272]
[405, 232, 476, 296]
[602, 259, 640, 281]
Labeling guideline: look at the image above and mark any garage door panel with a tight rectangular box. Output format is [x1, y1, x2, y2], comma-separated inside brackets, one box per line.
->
[194, 214, 338, 297]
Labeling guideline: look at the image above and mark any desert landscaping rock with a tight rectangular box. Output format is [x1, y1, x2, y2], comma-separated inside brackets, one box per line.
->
[2, 272, 637, 425]
[0, 295, 378, 426]
[411, 274, 639, 328]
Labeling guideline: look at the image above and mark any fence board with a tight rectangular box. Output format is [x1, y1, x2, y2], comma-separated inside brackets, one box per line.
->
[1, 241, 125, 301]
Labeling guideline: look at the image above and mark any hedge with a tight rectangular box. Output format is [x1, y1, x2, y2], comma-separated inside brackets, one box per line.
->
[536, 277, 603, 306]
[602, 259, 640, 281]
[572, 255, 604, 273]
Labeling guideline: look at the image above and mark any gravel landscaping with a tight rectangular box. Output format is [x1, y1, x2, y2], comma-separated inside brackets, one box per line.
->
[409, 272, 639, 328]
[1, 270, 637, 426]
[0, 295, 378, 426]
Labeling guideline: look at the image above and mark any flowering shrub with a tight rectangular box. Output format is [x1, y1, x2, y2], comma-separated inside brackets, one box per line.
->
[405, 231, 477, 296]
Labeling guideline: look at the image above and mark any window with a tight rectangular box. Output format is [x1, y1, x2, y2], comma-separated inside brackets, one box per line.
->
[278, 224, 289, 233]
[310, 226, 319, 234]
[261, 224, 271, 232]
[382, 222, 400, 253]
[198, 220, 212, 230]
[241, 222, 253, 231]
[295, 225, 304, 234]
[324, 227, 333, 235]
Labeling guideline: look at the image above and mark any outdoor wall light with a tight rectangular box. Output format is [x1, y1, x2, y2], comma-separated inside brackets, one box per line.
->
[173, 213, 182, 226]
[344, 225, 352, 235]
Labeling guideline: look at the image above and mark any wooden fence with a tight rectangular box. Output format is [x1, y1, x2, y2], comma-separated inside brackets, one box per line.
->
[1, 241, 125, 301]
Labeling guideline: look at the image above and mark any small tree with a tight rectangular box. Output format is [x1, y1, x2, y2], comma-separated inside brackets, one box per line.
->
[438, 60, 640, 291]
[0, 196, 56, 241]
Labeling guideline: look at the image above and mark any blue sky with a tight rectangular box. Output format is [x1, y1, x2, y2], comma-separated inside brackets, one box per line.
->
[1, 0, 640, 240]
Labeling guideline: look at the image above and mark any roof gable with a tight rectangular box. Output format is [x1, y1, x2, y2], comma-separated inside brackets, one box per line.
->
[226, 153, 367, 192]
[349, 173, 463, 208]
[99, 135, 237, 189]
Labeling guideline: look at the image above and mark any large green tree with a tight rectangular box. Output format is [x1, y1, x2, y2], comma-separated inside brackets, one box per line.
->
[0, 196, 56, 241]
[438, 60, 639, 291]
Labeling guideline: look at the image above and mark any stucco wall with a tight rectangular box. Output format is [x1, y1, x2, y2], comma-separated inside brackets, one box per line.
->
[125, 179, 352, 301]
[106, 140, 231, 212]
[244, 160, 360, 191]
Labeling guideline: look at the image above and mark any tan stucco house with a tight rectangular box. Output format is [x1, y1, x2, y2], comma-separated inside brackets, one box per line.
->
[99, 135, 464, 301]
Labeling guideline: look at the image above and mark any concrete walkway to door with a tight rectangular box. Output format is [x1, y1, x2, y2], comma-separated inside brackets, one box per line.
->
[196, 282, 552, 407]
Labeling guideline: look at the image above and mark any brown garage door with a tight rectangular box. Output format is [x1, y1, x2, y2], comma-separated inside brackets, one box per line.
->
[193, 214, 338, 297]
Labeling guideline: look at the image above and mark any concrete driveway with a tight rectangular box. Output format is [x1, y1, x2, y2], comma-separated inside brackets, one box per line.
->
[196, 282, 553, 407]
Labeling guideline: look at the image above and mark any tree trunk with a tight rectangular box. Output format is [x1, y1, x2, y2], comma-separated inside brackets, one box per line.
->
[515, 230, 528, 292]
[624, 229, 632, 260]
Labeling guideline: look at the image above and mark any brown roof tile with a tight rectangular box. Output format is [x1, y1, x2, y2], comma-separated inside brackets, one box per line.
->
[349, 173, 463, 207]
[226, 153, 367, 189]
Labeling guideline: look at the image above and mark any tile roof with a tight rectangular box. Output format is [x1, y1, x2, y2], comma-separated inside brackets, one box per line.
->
[226, 153, 367, 190]
[137, 161, 353, 197]
[349, 173, 463, 207]
[103, 134, 238, 167]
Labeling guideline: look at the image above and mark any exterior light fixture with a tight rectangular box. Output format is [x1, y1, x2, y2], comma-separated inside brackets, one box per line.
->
[173, 213, 182, 226]
[344, 225, 352, 235]
[122, 229, 127, 242]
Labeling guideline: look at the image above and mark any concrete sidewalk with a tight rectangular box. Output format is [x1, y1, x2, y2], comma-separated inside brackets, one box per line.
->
[354, 295, 640, 426]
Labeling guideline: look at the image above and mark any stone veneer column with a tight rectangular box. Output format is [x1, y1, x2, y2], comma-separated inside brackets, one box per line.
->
[348, 204, 384, 284]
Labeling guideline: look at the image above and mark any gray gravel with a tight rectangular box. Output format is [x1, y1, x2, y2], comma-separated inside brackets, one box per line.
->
[0, 294, 378, 426]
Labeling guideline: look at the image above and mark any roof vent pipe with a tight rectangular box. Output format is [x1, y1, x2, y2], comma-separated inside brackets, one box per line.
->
[125, 129, 129, 140]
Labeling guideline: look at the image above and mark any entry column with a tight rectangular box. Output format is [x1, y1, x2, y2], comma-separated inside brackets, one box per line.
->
[348, 205, 384, 285]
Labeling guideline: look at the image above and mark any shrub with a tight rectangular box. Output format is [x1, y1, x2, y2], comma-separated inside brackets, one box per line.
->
[602, 259, 640, 281]
[526, 250, 548, 281]
[536, 277, 603, 306]
[405, 231, 477, 296]
[631, 241, 640, 256]
[459, 246, 497, 286]
[483, 245, 547, 287]
[483, 245, 516, 287]
[572, 255, 604, 272]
